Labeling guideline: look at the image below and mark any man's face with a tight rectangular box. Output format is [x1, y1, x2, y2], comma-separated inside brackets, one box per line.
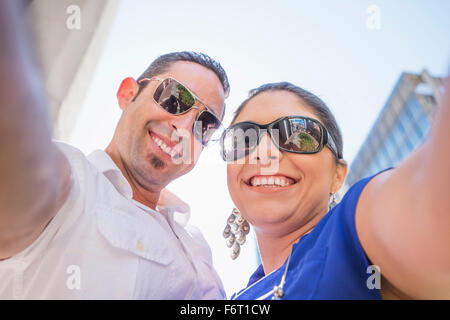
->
[114, 61, 225, 192]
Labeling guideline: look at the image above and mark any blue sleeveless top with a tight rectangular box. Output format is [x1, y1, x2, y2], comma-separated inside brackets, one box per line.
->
[231, 170, 389, 300]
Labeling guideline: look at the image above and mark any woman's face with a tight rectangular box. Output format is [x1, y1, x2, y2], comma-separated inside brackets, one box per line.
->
[227, 90, 346, 236]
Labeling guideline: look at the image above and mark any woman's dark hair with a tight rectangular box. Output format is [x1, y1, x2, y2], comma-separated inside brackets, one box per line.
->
[231, 82, 344, 161]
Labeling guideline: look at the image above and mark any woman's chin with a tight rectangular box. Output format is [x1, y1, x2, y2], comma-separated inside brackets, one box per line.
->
[242, 202, 294, 225]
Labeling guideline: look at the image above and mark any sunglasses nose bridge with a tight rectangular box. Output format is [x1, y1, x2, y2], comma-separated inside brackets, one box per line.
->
[250, 129, 281, 164]
[187, 105, 208, 122]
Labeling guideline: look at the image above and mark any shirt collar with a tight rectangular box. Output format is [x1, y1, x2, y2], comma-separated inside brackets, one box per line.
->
[87, 149, 133, 199]
[87, 149, 191, 225]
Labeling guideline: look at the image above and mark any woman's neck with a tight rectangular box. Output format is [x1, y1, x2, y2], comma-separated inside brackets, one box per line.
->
[255, 211, 325, 275]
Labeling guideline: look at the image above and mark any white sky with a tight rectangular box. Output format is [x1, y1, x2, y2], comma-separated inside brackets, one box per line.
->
[68, 0, 450, 297]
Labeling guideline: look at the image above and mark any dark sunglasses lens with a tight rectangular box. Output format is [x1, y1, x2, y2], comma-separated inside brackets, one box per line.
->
[194, 111, 223, 146]
[221, 123, 259, 161]
[153, 78, 195, 114]
[273, 118, 322, 152]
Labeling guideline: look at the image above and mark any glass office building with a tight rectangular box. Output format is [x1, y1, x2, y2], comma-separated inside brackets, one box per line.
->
[343, 70, 445, 193]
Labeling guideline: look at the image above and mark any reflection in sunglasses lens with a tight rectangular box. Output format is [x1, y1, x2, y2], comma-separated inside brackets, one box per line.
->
[195, 112, 222, 145]
[150, 78, 223, 147]
[221, 118, 325, 161]
[154, 79, 195, 114]
[277, 119, 320, 152]
[222, 125, 260, 161]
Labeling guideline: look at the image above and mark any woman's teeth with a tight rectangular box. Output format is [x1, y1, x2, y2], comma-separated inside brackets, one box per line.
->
[151, 134, 179, 158]
[249, 175, 295, 187]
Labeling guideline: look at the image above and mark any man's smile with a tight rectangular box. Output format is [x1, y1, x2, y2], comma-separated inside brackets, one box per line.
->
[148, 130, 183, 161]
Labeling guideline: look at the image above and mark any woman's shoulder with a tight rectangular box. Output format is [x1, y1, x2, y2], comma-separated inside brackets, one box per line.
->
[343, 167, 393, 200]
[316, 168, 394, 243]
[333, 167, 394, 221]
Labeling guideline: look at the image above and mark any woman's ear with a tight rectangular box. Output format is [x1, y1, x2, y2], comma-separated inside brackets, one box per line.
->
[117, 77, 139, 111]
[331, 159, 348, 193]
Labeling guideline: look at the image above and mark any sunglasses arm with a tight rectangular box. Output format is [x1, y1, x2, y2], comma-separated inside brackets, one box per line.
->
[326, 130, 340, 159]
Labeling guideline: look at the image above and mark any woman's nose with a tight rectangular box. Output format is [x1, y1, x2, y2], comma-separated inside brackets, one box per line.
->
[250, 132, 281, 165]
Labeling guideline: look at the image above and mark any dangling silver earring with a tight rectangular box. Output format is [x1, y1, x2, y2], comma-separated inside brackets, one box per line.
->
[329, 193, 337, 211]
[223, 208, 250, 260]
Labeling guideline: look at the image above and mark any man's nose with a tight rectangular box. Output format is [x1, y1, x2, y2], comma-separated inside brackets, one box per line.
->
[167, 107, 200, 140]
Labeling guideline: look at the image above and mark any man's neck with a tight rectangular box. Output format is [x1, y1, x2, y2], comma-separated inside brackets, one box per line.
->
[130, 186, 160, 210]
[104, 145, 161, 210]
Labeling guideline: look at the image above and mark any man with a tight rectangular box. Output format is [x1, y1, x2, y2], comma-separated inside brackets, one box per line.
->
[0, 0, 229, 299]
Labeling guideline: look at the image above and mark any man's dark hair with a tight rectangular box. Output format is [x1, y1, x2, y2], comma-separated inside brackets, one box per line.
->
[231, 82, 344, 161]
[133, 51, 230, 119]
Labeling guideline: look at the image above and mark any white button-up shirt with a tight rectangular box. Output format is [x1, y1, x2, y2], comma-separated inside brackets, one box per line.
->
[0, 142, 225, 299]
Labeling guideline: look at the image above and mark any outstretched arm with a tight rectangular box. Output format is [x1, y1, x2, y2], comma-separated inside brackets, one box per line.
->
[356, 75, 450, 299]
[0, 0, 71, 259]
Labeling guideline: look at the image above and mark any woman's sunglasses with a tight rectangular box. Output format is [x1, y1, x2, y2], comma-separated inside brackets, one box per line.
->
[220, 116, 340, 162]
[138, 77, 224, 146]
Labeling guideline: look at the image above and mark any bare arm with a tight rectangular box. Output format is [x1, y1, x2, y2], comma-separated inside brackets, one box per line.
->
[356, 76, 450, 299]
[0, 0, 71, 259]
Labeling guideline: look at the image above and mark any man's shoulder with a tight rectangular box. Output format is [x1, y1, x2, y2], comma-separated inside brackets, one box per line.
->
[53, 141, 86, 164]
[52, 141, 102, 191]
[52, 141, 91, 176]
[48, 141, 107, 235]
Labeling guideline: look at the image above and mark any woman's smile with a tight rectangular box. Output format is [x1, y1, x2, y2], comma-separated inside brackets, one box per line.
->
[241, 173, 300, 194]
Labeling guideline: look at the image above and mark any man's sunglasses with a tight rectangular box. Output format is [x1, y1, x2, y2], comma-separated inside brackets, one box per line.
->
[138, 77, 224, 146]
[220, 116, 340, 162]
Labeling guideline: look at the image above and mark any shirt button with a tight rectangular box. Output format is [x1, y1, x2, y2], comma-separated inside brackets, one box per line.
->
[136, 240, 145, 253]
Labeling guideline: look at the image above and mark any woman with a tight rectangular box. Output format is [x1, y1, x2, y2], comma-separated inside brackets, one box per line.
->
[220, 81, 450, 299]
